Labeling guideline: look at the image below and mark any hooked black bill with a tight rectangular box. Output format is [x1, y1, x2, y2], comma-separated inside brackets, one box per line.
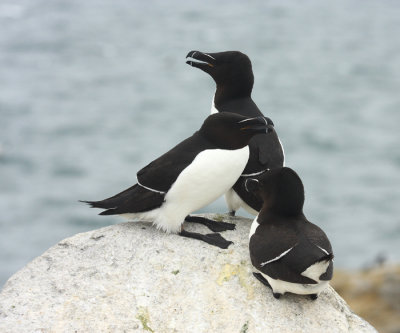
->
[239, 116, 274, 134]
[186, 50, 216, 69]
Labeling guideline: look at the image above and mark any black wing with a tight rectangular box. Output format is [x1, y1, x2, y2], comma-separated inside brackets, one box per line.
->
[137, 131, 214, 192]
[249, 223, 298, 267]
[260, 219, 333, 283]
[81, 184, 165, 215]
[302, 220, 334, 281]
[250, 220, 328, 284]
[81, 131, 215, 215]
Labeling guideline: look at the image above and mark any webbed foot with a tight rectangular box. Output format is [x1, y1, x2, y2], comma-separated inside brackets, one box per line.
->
[185, 215, 236, 232]
[179, 229, 233, 249]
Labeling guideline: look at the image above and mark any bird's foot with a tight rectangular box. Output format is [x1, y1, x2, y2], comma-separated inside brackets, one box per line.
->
[273, 292, 282, 299]
[228, 210, 236, 217]
[185, 215, 236, 232]
[309, 293, 318, 300]
[179, 229, 233, 249]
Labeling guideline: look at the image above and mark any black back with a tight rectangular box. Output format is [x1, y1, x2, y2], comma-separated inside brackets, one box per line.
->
[82, 113, 268, 215]
[249, 167, 334, 283]
[186, 50, 285, 211]
[250, 218, 333, 284]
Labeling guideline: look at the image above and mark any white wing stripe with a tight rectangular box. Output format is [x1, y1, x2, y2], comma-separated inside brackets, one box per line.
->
[137, 179, 166, 194]
[260, 246, 294, 266]
[316, 245, 329, 255]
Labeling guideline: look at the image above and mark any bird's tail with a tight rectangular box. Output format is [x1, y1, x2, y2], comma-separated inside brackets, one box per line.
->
[79, 184, 139, 212]
[80, 183, 165, 216]
[316, 253, 334, 263]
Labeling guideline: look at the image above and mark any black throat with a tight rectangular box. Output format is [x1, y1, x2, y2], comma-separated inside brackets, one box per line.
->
[214, 79, 253, 107]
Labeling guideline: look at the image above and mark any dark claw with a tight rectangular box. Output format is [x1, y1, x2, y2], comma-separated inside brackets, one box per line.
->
[253, 272, 282, 299]
[228, 210, 236, 217]
[310, 293, 318, 300]
[273, 293, 282, 299]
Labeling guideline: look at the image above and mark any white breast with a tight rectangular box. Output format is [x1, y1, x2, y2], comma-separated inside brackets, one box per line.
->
[155, 146, 250, 233]
[279, 138, 285, 166]
[249, 216, 260, 239]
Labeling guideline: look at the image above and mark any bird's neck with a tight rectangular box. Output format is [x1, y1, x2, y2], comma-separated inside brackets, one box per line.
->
[214, 84, 252, 107]
[258, 206, 305, 225]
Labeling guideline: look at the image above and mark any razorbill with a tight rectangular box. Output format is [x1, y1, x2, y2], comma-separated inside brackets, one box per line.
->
[246, 167, 334, 299]
[81, 112, 273, 249]
[186, 50, 285, 216]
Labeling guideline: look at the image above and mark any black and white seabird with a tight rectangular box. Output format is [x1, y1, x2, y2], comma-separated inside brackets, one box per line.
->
[186, 50, 285, 217]
[81, 112, 273, 249]
[246, 167, 334, 299]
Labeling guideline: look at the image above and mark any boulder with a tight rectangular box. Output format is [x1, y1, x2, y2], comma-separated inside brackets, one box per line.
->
[0, 214, 376, 332]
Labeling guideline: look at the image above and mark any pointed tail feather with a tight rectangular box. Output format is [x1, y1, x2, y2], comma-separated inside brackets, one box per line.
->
[79, 200, 110, 209]
[99, 209, 118, 216]
[80, 183, 165, 215]
[79, 184, 139, 210]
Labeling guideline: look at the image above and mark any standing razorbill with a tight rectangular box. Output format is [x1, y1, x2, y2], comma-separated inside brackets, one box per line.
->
[81, 112, 273, 249]
[246, 167, 334, 299]
[186, 50, 285, 216]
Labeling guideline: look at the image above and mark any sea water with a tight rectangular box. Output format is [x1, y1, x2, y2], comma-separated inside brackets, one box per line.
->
[1, 0, 399, 287]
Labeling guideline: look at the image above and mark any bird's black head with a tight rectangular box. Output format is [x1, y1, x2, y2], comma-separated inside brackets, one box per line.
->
[199, 112, 274, 150]
[186, 50, 254, 98]
[245, 167, 305, 217]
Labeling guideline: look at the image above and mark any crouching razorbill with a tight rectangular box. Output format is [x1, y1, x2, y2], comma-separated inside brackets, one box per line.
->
[246, 167, 334, 299]
[81, 112, 273, 249]
[186, 50, 284, 217]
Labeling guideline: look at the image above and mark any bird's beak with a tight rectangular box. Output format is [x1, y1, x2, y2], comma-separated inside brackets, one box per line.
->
[186, 50, 217, 72]
[239, 116, 274, 134]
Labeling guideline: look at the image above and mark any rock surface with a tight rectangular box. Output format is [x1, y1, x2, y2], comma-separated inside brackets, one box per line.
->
[0, 214, 376, 333]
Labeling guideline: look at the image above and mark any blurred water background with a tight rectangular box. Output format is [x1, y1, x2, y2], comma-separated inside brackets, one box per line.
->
[0, 0, 399, 288]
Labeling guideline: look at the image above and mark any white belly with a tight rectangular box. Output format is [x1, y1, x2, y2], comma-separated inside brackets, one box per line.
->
[123, 147, 250, 233]
[261, 272, 329, 295]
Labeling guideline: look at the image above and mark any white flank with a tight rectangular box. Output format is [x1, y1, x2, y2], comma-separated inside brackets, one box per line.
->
[260, 272, 330, 296]
[122, 147, 249, 234]
[301, 260, 331, 282]
[248, 217, 260, 239]
[224, 188, 258, 216]
[260, 246, 294, 266]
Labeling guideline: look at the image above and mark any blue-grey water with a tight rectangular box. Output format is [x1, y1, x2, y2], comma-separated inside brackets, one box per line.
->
[1, 0, 400, 288]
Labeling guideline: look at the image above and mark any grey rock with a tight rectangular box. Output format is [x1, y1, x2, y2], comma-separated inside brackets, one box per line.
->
[0, 214, 377, 333]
